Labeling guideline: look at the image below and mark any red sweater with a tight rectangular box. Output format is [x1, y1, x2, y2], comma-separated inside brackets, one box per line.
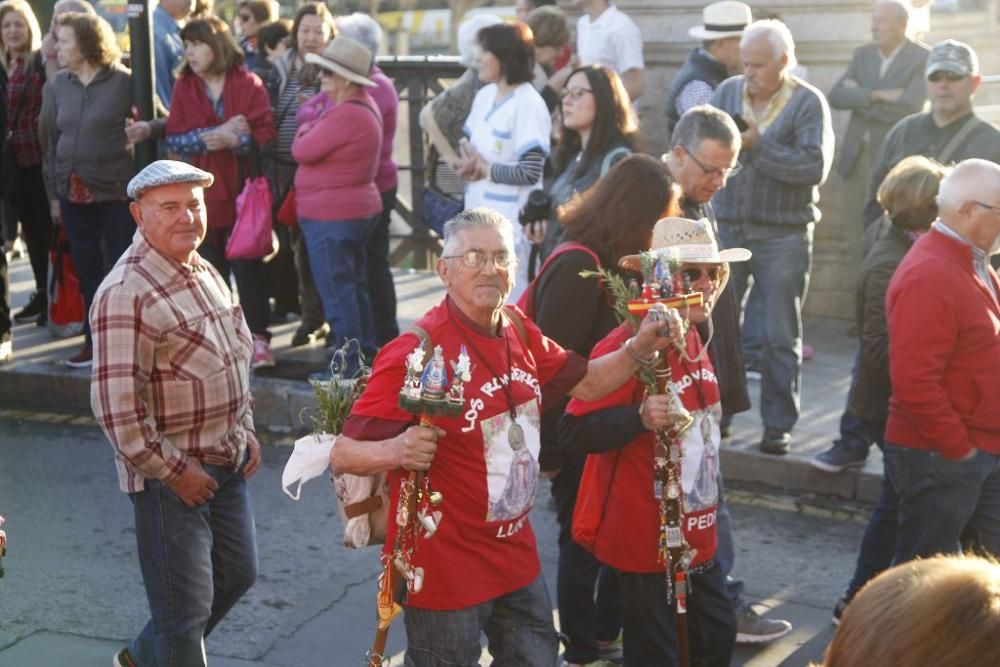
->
[886, 227, 1000, 460]
[291, 89, 382, 221]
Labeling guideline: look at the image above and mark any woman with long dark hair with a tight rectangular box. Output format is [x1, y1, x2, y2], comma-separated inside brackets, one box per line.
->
[526, 154, 679, 667]
[165, 15, 276, 369]
[540, 64, 638, 259]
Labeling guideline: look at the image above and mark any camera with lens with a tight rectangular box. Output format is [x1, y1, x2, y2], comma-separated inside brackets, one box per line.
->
[518, 189, 551, 227]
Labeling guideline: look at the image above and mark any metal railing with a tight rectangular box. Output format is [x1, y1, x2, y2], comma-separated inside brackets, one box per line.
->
[378, 55, 466, 270]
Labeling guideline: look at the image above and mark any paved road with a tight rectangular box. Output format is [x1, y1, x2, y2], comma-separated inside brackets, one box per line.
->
[0, 416, 858, 667]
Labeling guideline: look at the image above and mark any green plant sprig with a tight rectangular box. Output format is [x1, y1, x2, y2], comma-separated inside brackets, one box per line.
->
[579, 268, 660, 393]
[300, 340, 370, 435]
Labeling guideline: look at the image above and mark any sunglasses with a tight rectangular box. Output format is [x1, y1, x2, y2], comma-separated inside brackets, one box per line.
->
[928, 71, 967, 83]
[680, 267, 721, 283]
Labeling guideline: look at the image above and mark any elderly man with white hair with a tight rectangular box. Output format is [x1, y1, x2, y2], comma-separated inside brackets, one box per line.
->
[710, 19, 834, 455]
[882, 159, 1000, 565]
[332, 207, 682, 666]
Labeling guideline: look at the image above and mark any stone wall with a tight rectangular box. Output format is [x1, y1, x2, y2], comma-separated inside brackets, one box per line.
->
[562, 0, 936, 320]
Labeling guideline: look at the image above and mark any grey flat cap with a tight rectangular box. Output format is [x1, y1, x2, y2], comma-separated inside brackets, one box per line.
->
[127, 160, 215, 200]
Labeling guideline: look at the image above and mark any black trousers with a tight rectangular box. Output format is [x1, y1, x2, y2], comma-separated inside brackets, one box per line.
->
[0, 246, 10, 337]
[620, 562, 736, 667]
[368, 188, 399, 346]
[9, 163, 54, 294]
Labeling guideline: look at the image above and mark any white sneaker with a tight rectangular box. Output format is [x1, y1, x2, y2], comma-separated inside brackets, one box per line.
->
[0, 336, 11, 364]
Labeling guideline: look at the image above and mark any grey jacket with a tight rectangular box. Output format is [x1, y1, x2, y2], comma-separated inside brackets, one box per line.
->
[710, 75, 834, 230]
[828, 39, 929, 178]
[47, 64, 134, 202]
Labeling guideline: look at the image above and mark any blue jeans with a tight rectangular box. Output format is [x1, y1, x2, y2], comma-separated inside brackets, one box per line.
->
[551, 455, 622, 663]
[714, 474, 746, 610]
[619, 562, 736, 667]
[60, 199, 135, 346]
[844, 422, 893, 601]
[719, 225, 812, 432]
[299, 216, 378, 364]
[884, 443, 1000, 563]
[402, 574, 558, 667]
[369, 189, 400, 346]
[128, 461, 258, 667]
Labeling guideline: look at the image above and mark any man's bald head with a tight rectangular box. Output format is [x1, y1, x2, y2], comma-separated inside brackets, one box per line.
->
[937, 159, 1000, 251]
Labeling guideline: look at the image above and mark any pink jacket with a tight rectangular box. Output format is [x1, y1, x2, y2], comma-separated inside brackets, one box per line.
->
[291, 89, 382, 221]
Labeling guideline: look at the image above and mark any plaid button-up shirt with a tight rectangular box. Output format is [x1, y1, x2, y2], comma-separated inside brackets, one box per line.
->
[5, 55, 45, 168]
[91, 231, 255, 493]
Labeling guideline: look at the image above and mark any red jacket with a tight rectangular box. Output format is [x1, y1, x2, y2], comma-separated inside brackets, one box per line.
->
[165, 67, 275, 229]
[886, 227, 1000, 459]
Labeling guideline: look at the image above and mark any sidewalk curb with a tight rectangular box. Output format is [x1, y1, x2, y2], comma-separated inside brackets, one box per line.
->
[2, 363, 882, 506]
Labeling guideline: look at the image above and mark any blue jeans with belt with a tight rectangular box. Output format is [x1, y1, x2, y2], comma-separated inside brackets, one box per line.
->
[299, 216, 378, 366]
[884, 443, 1000, 563]
[127, 459, 258, 667]
[718, 224, 812, 433]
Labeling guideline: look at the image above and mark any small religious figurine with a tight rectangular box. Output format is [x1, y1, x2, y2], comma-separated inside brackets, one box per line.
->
[420, 346, 448, 401]
[402, 344, 425, 400]
[448, 345, 472, 404]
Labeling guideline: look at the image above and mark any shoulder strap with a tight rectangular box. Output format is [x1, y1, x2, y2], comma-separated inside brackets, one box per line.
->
[502, 305, 528, 348]
[937, 115, 983, 164]
[517, 242, 603, 318]
[599, 146, 631, 177]
[345, 98, 383, 128]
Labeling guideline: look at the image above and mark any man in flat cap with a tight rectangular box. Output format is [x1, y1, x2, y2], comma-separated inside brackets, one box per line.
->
[91, 160, 261, 667]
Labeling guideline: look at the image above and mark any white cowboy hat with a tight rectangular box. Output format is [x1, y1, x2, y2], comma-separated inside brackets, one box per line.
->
[619, 217, 751, 294]
[688, 1, 752, 41]
[305, 36, 376, 87]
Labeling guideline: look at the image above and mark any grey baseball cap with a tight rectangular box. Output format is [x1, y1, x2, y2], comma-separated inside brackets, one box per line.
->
[926, 39, 979, 78]
[127, 160, 215, 200]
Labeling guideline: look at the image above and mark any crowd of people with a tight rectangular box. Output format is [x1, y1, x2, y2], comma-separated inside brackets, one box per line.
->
[3, 0, 1000, 665]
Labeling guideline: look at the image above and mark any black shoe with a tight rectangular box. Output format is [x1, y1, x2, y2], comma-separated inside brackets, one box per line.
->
[720, 413, 733, 439]
[13, 291, 46, 323]
[832, 596, 848, 626]
[811, 441, 868, 473]
[760, 428, 791, 455]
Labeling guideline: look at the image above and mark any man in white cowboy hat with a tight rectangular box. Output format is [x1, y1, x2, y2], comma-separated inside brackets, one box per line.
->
[665, 1, 752, 139]
[563, 216, 750, 665]
[91, 160, 262, 667]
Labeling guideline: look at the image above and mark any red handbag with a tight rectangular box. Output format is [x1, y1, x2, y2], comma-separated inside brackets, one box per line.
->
[276, 186, 297, 228]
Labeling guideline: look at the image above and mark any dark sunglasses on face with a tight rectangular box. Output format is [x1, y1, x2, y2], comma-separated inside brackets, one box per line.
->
[928, 71, 967, 83]
[681, 267, 721, 283]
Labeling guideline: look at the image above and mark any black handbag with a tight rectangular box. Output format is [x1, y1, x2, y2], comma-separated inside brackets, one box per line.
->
[419, 142, 462, 235]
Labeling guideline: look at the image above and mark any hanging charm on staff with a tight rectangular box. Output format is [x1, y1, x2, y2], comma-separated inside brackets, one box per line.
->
[366, 343, 471, 667]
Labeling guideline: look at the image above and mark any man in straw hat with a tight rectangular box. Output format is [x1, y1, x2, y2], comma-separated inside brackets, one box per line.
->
[332, 208, 682, 665]
[666, 1, 752, 138]
[91, 160, 262, 667]
[563, 216, 750, 665]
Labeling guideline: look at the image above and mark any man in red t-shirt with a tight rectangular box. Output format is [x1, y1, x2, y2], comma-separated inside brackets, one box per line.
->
[332, 208, 682, 666]
[562, 217, 751, 666]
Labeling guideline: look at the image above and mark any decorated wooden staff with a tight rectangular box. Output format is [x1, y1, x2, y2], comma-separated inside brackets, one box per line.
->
[366, 343, 471, 667]
[621, 249, 702, 667]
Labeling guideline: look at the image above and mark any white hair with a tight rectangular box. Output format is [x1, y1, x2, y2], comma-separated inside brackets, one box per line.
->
[441, 208, 515, 256]
[335, 12, 383, 59]
[875, 0, 911, 24]
[457, 14, 502, 68]
[741, 19, 798, 71]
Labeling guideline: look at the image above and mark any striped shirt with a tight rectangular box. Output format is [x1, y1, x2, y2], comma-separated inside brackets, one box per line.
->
[90, 231, 255, 493]
[275, 68, 315, 159]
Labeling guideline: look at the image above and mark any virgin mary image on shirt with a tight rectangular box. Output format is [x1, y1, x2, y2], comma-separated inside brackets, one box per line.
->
[482, 400, 541, 522]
